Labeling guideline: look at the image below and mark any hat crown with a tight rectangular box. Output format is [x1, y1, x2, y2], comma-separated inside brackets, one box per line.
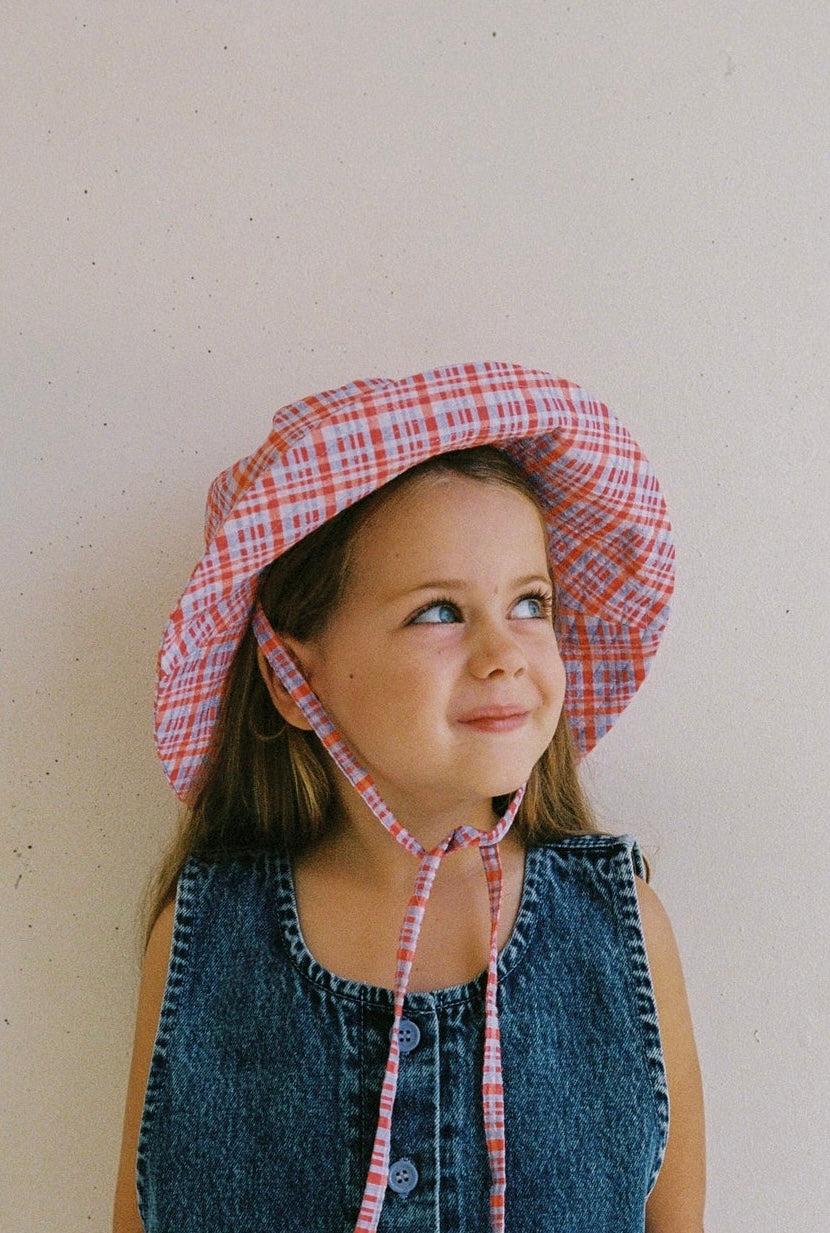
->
[204, 376, 401, 545]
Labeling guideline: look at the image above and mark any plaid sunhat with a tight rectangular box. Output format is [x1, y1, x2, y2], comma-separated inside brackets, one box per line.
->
[154, 361, 675, 1232]
[156, 360, 674, 800]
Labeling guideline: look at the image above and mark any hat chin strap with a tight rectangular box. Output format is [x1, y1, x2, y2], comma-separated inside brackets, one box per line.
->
[252, 604, 524, 1233]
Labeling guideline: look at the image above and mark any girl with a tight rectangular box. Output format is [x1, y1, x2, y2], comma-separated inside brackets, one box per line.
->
[114, 362, 705, 1232]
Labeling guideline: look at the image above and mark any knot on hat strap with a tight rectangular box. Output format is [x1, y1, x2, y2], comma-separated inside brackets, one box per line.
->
[252, 603, 522, 1232]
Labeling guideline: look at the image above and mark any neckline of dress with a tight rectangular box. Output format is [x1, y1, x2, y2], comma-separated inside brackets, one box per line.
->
[268, 842, 544, 1010]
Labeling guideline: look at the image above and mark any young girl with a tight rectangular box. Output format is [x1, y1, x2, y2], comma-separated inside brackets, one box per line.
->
[114, 362, 705, 1232]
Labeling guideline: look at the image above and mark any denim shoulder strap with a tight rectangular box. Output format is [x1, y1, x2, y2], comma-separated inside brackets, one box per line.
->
[136, 855, 206, 1219]
[540, 832, 670, 1193]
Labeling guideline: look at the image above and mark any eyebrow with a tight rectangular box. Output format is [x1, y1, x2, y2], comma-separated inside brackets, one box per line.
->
[390, 574, 554, 600]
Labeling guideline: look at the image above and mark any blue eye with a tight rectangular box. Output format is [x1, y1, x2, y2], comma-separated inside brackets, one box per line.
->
[410, 600, 460, 625]
[512, 592, 552, 620]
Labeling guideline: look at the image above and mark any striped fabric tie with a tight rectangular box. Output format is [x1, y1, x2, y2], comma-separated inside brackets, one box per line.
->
[253, 604, 524, 1233]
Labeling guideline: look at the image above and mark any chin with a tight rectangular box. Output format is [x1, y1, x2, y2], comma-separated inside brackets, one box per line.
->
[481, 773, 530, 800]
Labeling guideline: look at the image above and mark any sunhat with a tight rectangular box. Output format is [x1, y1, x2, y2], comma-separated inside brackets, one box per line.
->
[154, 360, 675, 1233]
[156, 360, 674, 800]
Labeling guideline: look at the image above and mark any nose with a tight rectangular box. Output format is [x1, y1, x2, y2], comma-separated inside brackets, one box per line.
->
[467, 619, 527, 680]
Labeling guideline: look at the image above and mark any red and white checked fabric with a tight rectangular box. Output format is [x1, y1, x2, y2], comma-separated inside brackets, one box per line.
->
[155, 362, 675, 803]
[252, 605, 523, 1232]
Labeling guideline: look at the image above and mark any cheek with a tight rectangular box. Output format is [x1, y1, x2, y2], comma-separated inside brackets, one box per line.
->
[313, 654, 410, 725]
[555, 652, 567, 693]
[545, 647, 568, 709]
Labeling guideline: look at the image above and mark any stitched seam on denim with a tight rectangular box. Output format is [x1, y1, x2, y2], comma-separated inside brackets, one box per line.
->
[608, 840, 671, 1193]
[135, 854, 201, 1217]
[431, 1006, 442, 1233]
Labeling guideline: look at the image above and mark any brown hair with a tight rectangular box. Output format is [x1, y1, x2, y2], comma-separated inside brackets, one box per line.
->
[144, 446, 597, 939]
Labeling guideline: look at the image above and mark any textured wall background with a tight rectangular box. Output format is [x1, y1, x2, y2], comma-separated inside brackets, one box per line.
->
[3, 3, 828, 1228]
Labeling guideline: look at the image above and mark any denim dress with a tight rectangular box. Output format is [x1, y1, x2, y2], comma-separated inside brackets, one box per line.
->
[137, 833, 668, 1231]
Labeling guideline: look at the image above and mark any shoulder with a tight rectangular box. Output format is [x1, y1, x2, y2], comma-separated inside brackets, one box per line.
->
[633, 878, 707, 1230]
[130, 897, 177, 1062]
[633, 878, 697, 1063]
[633, 878, 700, 1086]
[536, 831, 640, 860]
[174, 849, 281, 902]
[522, 833, 656, 973]
[634, 878, 684, 986]
[525, 833, 650, 926]
[137, 896, 178, 1059]
[532, 831, 647, 881]
[112, 898, 176, 1232]
[145, 898, 176, 982]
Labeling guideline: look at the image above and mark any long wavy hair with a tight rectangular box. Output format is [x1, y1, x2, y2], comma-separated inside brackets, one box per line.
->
[144, 446, 597, 939]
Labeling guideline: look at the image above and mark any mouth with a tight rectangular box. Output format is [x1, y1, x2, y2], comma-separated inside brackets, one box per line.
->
[458, 706, 530, 733]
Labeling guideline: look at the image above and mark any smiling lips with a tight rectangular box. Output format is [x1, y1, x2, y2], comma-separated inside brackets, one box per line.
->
[458, 705, 530, 733]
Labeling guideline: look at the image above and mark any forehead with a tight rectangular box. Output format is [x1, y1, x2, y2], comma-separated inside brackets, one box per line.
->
[349, 472, 550, 585]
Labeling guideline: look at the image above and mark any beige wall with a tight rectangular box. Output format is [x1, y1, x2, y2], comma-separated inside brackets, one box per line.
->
[3, 3, 828, 1228]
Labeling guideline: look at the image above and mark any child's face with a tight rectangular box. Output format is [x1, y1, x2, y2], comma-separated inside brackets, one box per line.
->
[291, 473, 566, 830]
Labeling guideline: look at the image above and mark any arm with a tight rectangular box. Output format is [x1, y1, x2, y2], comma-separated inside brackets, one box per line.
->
[112, 900, 176, 1233]
[636, 878, 706, 1233]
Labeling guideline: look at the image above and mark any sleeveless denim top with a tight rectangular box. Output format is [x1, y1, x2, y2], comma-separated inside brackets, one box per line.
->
[137, 834, 669, 1232]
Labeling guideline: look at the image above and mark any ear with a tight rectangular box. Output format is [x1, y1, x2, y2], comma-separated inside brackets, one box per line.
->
[256, 644, 314, 732]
